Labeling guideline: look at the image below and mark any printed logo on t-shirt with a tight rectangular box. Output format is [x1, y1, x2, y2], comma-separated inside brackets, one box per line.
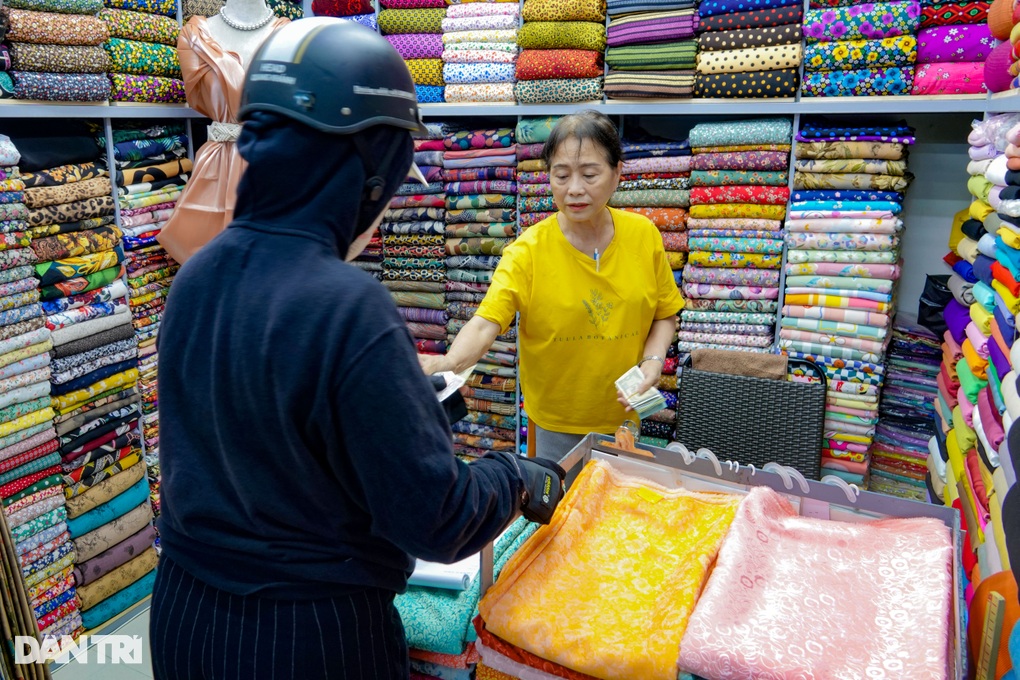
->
[582, 289, 614, 334]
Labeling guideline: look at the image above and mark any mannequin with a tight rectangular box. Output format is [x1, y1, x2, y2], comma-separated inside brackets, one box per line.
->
[205, 0, 278, 64]
[157, 0, 289, 264]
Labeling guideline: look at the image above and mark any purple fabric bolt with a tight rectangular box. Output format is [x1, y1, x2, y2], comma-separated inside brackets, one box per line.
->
[607, 14, 699, 47]
[916, 24, 996, 63]
[72, 524, 156, 587]
[943, 298, 971, 345]
[385, 33, 444, 59]
[989, 333, 1012, 380]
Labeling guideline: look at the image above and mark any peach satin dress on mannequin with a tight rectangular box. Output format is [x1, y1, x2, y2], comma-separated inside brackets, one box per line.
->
[157, 16, 289, 264]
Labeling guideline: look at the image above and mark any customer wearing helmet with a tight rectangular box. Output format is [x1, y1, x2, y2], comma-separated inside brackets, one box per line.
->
[151, 19, 565, 680]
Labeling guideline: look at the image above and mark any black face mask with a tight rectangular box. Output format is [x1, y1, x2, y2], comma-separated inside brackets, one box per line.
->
[232, 111, 413, 259]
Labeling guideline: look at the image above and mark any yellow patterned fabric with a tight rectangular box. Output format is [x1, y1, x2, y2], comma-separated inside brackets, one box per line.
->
[53, 369, 138, 414]
[687, 251, 782, 268]
[478, 459, 742, 680]
[476, 665, 516, 680]
[406, 58, 445, 86]
[688, 203, 786, 219]
[522, 0, 606, 22]
[0, 407, 55, 439]
[517, 21, 606, 50]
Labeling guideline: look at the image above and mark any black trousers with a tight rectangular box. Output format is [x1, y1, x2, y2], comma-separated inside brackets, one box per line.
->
[150, 555, 410, 680]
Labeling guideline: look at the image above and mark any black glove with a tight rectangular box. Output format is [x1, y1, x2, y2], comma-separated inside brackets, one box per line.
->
[512, 456, 567, 525]
[429, 375, 468, 425]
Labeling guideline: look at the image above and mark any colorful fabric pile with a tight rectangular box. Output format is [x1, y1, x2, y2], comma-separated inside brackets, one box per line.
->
[3, 2, 113, 101]
[100, 7, 184, 102]
[801, 0, 921, 96]
[10, 119, 158, 633]
[0, 133, 87, 642]
[379, 5, 448, 102]
[515, 0, 606, 103]
[442, 0, 520, 103]
[443, 125, 518, 459]
[605, 0, 698, 99]
[611, 129, 689, 445]
[311, 0, 374, 24]
[381, 121, 449, 361]
[868, 319, 940, 499]
[515, 117, 557, 236]
[679, 117, 790, 355]
[780, 117, 915, 487]
[108, 121, 188, 526]
[693, 0, 803, 97]
[912, 0, 994, 94]
[396, 517, 537, 680]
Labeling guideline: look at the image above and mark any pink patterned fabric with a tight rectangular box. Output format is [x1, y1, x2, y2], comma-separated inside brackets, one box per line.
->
[677, 487, 953, 680]
[911, 61, 988, 94]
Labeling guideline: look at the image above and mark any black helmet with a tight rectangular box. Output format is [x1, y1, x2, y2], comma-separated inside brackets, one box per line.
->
[238, 18, 425, 136]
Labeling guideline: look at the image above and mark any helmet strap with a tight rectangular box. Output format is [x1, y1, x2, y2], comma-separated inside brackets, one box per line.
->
[351, 133, 406, 212]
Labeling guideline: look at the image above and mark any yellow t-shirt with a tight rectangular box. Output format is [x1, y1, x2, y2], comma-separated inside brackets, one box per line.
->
[476, 208, 684, 435]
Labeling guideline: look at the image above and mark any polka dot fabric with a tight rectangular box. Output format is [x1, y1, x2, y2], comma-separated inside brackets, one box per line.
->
[694, 68, 800, 96]
[695, 43, 802, 74]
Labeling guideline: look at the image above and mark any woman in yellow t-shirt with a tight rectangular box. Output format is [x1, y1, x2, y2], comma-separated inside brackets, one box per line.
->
[419, 111, 684, 461]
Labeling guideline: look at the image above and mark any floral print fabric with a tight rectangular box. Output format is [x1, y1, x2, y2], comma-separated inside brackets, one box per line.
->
[100, 8, 179, 44]
[910, 61, 986, 94]
[691, 151, 789, 171]
[11, 72, 110, 102]
[803, 2, 922, 43]
[804, 35, 917, 69]
[801, 66, 914, 95]
[916, 24, 995, 62]
[5, 9, 110, 45]
[514, 77, 604, 103]
[8, 44, 110, 74]
[794, 171, 912, 191]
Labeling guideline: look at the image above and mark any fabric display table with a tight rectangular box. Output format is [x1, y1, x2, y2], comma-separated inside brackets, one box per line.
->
[515, 116, 556, 234]
[380, 6, 448, 102]
[931, 110, 1020, 679]
[3, 118, 157, 635]
[779, 117, 915, 488]
[679, 117, 791, 355]
[0, 132, 87, 642]
[868, 320, 940, 499]
[442, 1, 519, 103]
[3, 5, 112, 102]
[110, 121, 187, 524]
[515, 0, 606, 103]
[442, 124, 519, 459]
[801, 0, 921, 96]
[476, 458, 955, 679]
[693, 0, 803, 97]
[100, 8, 184, 103]
[604, 0, 698, 100]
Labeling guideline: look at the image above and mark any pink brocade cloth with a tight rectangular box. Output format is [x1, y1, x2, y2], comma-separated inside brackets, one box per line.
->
[677, 487, 954, 680]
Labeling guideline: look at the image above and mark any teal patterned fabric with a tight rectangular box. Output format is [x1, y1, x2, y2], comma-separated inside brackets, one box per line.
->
[688, 117, 793, 147]
[394, 518, 538, 655]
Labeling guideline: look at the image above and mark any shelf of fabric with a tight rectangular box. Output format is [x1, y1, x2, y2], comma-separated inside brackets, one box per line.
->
[442, 124, 519, 460]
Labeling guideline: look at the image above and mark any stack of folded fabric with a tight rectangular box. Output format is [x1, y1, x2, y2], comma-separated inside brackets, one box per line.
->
[379, 6, 448, 103]
[0, 136, 87, 643]
[99, 7, 184, 103]
[16, 138, 156, 634]
[515, 117, 557, 233]
[383, 133, 449, 357]
[911, 11, 994, 94]
[396, 518, 537, 680]
[693, 0, 803, 98]
[801, 0, 921, 96]
[515, 0, 606, 104]
[604, 0, 698, 99]
[4, 2, 112, 102]
[443, 126, 518, 460]
[442, 2, 520, 103]
[109, 122, 189, 526]
[311, 0, 373, 20]
[679, 117, 790, 355]
[867, 319, 941, 499]
[780, 117, 915, 488]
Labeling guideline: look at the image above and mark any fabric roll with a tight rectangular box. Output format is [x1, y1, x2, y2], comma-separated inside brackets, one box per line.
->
[699, 0, 799, 17]
[916, 24, 995, 62]
[698, 24, 802, 50]
[8, 43, 110, 74]
[696, 5, 803, 31]
[606, 42, 698, 70]
[607, 9, 698, 46]
[104, 38, 180, 78]
[5, 9, 110, 45]
[696, 43, 802, 74]
[11, 72, 110, 102]
[801, 67, 915, 96]
[605, 70, 696, 97]
[522, 0, 606, 21]
[804, 36, 917, 70]
[920, 1, 989, 27]
[910, 61, 987, 93]
[515, 50, 604, 80]
[516, 21, 607, 50]
[386, 33, 445, 58]
[514, 77, 603, 103]
[802, 2, 922, 42]
[378, 8, 447, 34]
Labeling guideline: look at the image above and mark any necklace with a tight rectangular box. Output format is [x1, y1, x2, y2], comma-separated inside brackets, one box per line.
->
[218, 6, 275, 30]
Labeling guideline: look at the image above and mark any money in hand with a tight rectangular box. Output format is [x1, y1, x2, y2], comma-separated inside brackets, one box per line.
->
[615, 366, 667, 420]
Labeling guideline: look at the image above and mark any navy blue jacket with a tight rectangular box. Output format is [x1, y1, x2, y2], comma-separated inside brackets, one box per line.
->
[156, 114, 522, 598]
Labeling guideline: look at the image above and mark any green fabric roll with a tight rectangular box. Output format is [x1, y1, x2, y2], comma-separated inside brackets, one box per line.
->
[104, 38, 180, 78]
[606, 41, 697, 70]
[956, 358, 987, 405]
[516, 116, 558, 144]
[609, 189, 690, 207]
[517, 21, 606, 50]
[6, 0, 103, 13]
[691, 170, 788, 186]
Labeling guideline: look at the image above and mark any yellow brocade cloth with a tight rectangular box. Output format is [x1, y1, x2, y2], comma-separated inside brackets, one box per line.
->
[478, 459, 742, 680]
